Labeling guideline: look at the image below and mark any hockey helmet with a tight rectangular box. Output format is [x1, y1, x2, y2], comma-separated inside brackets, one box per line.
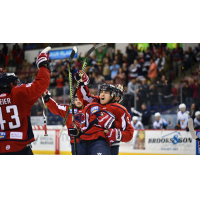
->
[132, 116, 138, 121]
[115, 84, 124, 103]
[179, 103, 186, 110]
[99, 84, 116, 98]
[0, 73, 20, 89]
[195, 111, 200, 117]
[154, 112, 161, 117]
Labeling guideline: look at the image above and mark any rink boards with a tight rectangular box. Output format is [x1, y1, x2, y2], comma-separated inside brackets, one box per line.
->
[31, 126, 200, 155]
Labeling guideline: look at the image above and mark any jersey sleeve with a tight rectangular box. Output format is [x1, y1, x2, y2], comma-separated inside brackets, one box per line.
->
[113, 105, 133, 143]
[153, 122, 156, 129]
[77, 85, 99, 107]
[45, 98, 69, 118]
[14, 67, 50, 107]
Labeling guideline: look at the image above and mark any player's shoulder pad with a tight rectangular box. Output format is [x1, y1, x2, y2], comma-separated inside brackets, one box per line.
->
[110, 103, 128, 112]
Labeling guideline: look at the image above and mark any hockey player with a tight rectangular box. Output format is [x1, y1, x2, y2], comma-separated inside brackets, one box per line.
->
[75, 71, 133, 155]
[0, 48, 51, 155]
[194, 111, 200, 130]
[43, 92, 84, 155]
[175, 103, 189, 131]
[131, 116, 144, 130]
[78, 84, 133, 155]
[153, 112, 168, 130]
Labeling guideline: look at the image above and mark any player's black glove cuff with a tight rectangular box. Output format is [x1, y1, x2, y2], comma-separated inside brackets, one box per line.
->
[75, 73, 82, 81]
[69, 128, 79, 137]
[39, 61, 50, 71]
[43, 93, 51, 103]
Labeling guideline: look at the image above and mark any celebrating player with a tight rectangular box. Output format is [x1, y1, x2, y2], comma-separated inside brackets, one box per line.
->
[0, 47, 51, 155]
[153, 112, 168, 130]
[43, 92, 84, 155]
[175, 103, 189, 131]
[74, 71, 134, 155]
[131, 116, 144, 130]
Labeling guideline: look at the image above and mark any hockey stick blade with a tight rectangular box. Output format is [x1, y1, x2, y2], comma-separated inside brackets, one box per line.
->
[188, 118, 198, 140]
[41, 46, 51, 53]
[68, 46, 77, 63]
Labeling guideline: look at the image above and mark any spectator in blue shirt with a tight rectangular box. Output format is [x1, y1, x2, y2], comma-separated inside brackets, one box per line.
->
[110, 60, 120, 79]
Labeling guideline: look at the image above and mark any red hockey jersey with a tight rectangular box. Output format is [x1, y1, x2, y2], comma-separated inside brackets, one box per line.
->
[77, 85, 134, 143]
[0, 67, 50, 153]
[45, 98, 85, 143]
[82, 101, 133, 143]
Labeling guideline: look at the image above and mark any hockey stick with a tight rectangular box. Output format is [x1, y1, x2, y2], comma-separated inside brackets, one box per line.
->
[41, 96, 48, 136]
[58, 46, 77, 138]
[188, 118, 200, 141]
[59, 43, 107, 138]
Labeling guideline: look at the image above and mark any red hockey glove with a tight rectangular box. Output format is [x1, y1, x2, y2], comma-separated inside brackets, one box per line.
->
[36, 47, 51, 70]
[43, 90, 51, 103]
[104, 128, 122, 145]
[95, 111, 115, 129]
[74, 70, 89, 85]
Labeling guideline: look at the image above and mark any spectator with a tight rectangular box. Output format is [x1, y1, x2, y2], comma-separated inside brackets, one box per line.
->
[140, 103, 151, 129]
[148, 58, 157, 83]
[129, 59, 140, 79]
[56, 74, 64, 96]
[22, 59, 30, 70]
[110, 60, 120, 80]
[116, 49, 123, 66]
[122, 63, 129, 85]
[12, 45, 23, 69]
[123, 79, 139, 108]
[183, 81, 194, 105]
[26, 74, 32, 83]
[1, 52, 10, 67]
[8, 54, 16, 68]
[190, 79, 199, 104]
[102, 58, 111, 80]
[126, 44, 138, 66]
[189, 103, 198, 120]
[143, 47, 152, 67]
[172, 43, 183, 76]
[163, 79, 173, 106]
[95, 46, 107, 66]
[30, 101, 38, 116]
[149, 84, 158, 106]
[156, 75, 166, 105]
[105, 52, 112, 64]
[49, 69, 58, 97]
[2, 44, 8, 56]
[114, 68, 126, 85]
[49, 59, 56, 71]
[137, 78, 149, 107]
[60, 65, 69, 83]
[94, 72, 105, 84]
[37, 98, 44, 116]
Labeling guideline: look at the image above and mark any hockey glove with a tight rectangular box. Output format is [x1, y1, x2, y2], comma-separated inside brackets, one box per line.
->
[95, 111, 115, 129]
[104, 128, 122, 145]
[43, 90, 51, 103]
[36, 47, 51, 70]
[175, 124, 180, 130]
[74, 70, 89, 85]
[69, 128, 80, 137]
[186, 127, 189, 132]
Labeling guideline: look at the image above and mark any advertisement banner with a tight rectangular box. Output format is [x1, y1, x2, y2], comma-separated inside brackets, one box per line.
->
[145, 130, 196, 154]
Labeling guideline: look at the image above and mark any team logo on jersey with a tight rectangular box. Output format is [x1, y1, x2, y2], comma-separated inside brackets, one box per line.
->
[74, 113, 85, 125]
[6, 145, 10, 150]
[0, 132, 6, 139]
[70, 109, 78, 114]
[91, 106, 99, 114]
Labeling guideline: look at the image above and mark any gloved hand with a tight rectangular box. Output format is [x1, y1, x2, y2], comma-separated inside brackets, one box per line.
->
[36, 47, 51, 70]
[74, 70, 89, 85]
[43, 90, 51, 103]
[175, 125, 180, 130]
[95, 111, 115, 129]
[186, 127, 189, 132]
[69, 128, 79, 137]
[104, 128, 122, 145]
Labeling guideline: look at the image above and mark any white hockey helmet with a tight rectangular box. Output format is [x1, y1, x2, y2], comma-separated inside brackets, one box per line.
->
[179, 103, 186, 110]
[132, 116, 138, 121]
[154, 112, 161, 117]
[195, 111, 200, 117]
